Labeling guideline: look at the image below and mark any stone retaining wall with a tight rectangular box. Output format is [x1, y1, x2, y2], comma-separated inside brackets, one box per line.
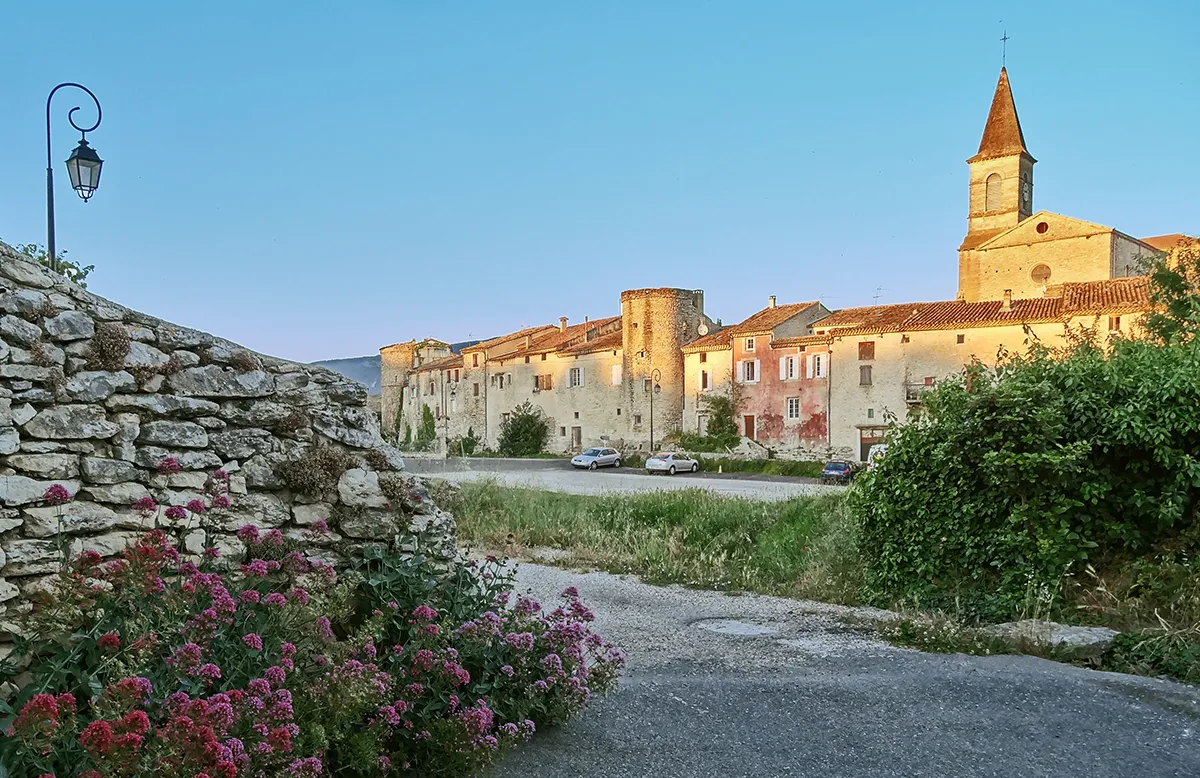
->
[0, 242, 455, 658]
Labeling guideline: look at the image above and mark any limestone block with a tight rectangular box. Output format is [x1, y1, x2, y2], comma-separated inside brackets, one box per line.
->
[0, 315, 42, 345]
[125, 324, 156, 342]
[148, 471, 209, 490]
[1, 398, 15, 428]
[0, 364, 53, 381]
[106, 393, 220, 418]
[19, 441, 64, 453]
[157, 326, 213, 350]
[291, 503, 331, 526]
[124, 341, 169, 369]
[172, 350, 201, 368]
[0, 290, 50, 318]
[0, 538, 60, 576]
[0, 477, 80, 506]
[0, 428, 17, 455]
[22, 501, 122, 537]
[167, 366, 275, 398]
[214, 492, 289, 530]
[196, 416, 227, 430]
[219, 400, 291, 426]
[0, 578, 17, 603]
[69, 531, 142, 560]
[0, 257, 55, 288]
[5, 454, 80, 479]
[11, 404, 35, 426]
[66, 371, 136, 402]
[241, 454, 285, 489]
[0, 513, 22, 533]
[312, 409, 376, 449]
[134, 447, 222, 471]
[337, 510, 398, 540]
[23, 405, 119, 440]
[13, 389, 53, 404]
[183, 529, 207, 556]
[44, 310, 95, 341]
[81, 482, 151, 505]
[209, 428, 273, 459]
[138, 420, 208, 448]
[337, 468, 388, 508]
[81, 457, 142, 484]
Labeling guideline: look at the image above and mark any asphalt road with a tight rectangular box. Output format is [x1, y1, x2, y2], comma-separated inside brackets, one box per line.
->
[404, 457, 836, 501]
[492, 564, 1200, 778]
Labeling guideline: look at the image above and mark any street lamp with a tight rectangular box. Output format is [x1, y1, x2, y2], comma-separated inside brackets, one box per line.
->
[648, 368, 661, 451]
[46, 82, 104, 274]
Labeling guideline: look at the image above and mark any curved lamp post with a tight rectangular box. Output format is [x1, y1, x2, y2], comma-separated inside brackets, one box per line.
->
[46, 82, 104, 274]
[648, 368, 662, 451]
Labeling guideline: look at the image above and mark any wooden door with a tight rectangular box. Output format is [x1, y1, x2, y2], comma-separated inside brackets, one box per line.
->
[743, 415, 756, 440]
[571, 426, 582, 450]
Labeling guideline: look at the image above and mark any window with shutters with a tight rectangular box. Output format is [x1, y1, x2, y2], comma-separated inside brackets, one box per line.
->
[860, 365, 873, 386]
[985, 173, 1002, 211]
[643, 378, 652, 392]
[780, 356, 796, 380]
[535, 374, 553, 391]
[813, 354, 826, 378]
[524, 355, 530, 364]
[701, 370, 709, 390]
[744, 360, 757, 383]
[611, 364, 622, 385]
[473, 383, 479, 397]
[472, 353, 479, 367]
[745, 337, 756, 352]
[569, 367, 582, 387]
[956, 334, 965, 344]
[1108, 316, 1121, 331]
[699, 352, 707, 363]
[858, 341, 875, 360]
[786, 397, 800, 419]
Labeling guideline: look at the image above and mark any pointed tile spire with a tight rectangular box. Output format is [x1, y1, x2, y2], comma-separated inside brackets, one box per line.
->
[969, 67, 1035, 163]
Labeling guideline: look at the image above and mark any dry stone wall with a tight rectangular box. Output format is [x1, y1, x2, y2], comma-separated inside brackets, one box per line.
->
[0, 241, 455, 654]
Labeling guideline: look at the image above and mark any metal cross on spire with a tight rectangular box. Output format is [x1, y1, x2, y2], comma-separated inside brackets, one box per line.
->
[1001, 30, 1010, 66]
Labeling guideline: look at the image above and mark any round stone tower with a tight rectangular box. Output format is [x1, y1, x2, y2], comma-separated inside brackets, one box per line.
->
[620, 288, 708, 449]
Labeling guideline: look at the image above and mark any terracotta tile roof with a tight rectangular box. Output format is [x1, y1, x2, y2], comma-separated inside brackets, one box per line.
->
[412, 354, 463, 374]
[681, 328, 733, 353]
[771, 334, 833, 349]
[727, 302, 822, 336]
[380, 338, 451, 352]
[523, 316, 622, 355]
[812, 278, 1150, 336]
[1059, 277, 1150, 315]
[559, 329, 623, 355]
[968, 67, 1034, 163]
[1140, 234, 1193, 252]
[463, 325, 557, 353]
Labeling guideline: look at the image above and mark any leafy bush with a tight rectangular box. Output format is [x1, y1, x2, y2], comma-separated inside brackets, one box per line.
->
[851, 335, 1200, 619]
[0, 492, 623, 777]
[497, 403, 550, 457]
[447, 428, 480, 457]
[413, 406, 437, 452]
[276, 444, 354, 497]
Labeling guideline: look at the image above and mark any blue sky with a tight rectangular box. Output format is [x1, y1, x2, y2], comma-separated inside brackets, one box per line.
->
[2, 1, 1196, 362]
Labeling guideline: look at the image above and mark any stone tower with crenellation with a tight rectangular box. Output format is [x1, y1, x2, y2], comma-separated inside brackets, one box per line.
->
[620, 288, 711, 449]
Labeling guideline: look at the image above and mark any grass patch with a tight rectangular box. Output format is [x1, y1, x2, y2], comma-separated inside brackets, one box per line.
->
[698, 457, 824, 479]
[443, 479, 863, 603]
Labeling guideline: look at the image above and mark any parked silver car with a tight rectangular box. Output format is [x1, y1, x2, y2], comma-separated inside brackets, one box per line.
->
[645, 452, 699, 475]
[571, 447, 622, 470]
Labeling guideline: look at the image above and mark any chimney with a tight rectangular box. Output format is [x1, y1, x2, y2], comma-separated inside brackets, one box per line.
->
[524, 334, 532, 349]
[768, 295, 777, 309]
[1002, 289, 1013, 311]
[585, 315, 589, 323]
[559, 317, 568, 333]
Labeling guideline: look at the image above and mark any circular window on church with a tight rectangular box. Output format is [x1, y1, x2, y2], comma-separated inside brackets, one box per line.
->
[1031, 264, 1052, 284]
[1036, 221, 1049, 234]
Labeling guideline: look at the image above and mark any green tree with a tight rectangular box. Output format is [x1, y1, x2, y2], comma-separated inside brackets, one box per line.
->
[498, 402, 550, 457]
[3, 239, 94, 288]
[1141, 238, 1200, 345]
[414, 405, 437, 451]
[700, 393, 740, 448]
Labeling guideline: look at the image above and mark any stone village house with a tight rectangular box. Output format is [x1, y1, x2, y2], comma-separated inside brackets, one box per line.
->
[379, 67, 1192, 460]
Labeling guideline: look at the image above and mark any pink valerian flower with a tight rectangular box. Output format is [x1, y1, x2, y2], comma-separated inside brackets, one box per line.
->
[42, 484, 72, 505]
[411, 605, 438, 622]
[265, 665, 287, 685]
[198, 663, 222, 682]
[132, 496, 158, 517]
[237, 524, 260, 542]
[243, 633, 264, 651]
[186, 498, 207, 515]
[164, 505, 188, 521]
[263, 592, 287, 608]
[211, 494, 232, 509]
[262, 529, 285, 547]
[98, 632, 121, 651]
[203, 546, 222, 559]
[281, 642, 297, 658]
[240, 589, 261, 604]
[315, 617, 333, 639]
[157, 456, 182, 474]
[500, 664, 515, 677]
[560, 586, 580, 599]
[504, 632, 535, 651]
[242, 560, 269, 577]
[515, 597, 542, 616]
[287, 757, 323, 778]
[308, 519, 330, 535]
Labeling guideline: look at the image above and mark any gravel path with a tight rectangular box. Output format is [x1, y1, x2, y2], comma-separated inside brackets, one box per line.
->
[406, 459, 834, 501]
[491, 563, 1200, 778]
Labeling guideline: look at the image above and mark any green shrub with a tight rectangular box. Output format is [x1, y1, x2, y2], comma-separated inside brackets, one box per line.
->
[414, 405, 437, 451]
[86, 322, 130, 371]
[498, 402, 550, 457]
[852, 336, 1200, 619]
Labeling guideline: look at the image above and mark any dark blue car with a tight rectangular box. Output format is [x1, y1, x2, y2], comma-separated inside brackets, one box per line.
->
[820, 460, 858, 485]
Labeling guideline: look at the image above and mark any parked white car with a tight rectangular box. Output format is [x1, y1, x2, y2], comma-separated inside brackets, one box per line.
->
[645, 452, 699, 475]
[571, 447, 622, 470]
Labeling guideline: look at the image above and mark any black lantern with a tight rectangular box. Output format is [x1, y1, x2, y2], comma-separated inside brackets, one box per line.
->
[65, 138, 103, 202]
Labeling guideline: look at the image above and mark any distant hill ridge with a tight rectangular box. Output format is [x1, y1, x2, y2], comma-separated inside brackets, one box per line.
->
[313, 340, 484, 396]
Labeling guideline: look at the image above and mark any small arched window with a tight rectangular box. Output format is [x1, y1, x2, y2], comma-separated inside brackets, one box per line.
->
[985, 173, 1003, 212]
